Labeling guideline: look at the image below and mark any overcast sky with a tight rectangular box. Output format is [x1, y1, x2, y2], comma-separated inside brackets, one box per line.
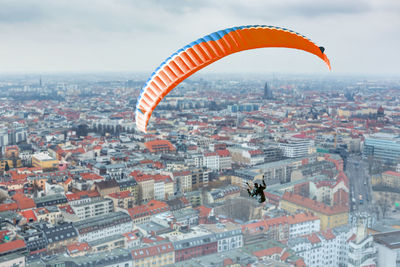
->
[0, 0, 399, 76]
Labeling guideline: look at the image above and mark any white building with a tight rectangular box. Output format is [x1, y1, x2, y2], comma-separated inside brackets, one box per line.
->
[200, 222, 243, 253]
[348, 222, 376, 267]
[203, 152, 219, 170]
[105, 163, 126, 180]
[374, 230, 400, 267]
[154, 179, 165, 200]
[71, 198, 114, 220]
[217, 150, 232, 170]
[287, 212, 321, 239]
[0, 129, 9, 147]
[279, 138, 315, 158]
[172, 171, 192, 193]
[74, 212, 133, 242]
[288, 225, 353, 267]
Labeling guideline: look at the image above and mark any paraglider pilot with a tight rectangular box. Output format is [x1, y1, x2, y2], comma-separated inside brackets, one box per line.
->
[246, 176, 266, 203]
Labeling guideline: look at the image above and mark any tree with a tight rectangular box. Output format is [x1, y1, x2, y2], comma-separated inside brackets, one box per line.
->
[377, 192, 390, 218]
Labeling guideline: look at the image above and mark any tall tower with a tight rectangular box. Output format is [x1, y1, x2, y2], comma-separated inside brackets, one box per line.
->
[263, 82, 272, 100]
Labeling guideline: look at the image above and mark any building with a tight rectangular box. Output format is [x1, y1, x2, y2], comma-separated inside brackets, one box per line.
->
[363, 133, 400, 165]
[203, 152, 219, 170]
[128, 200, 170, 224]
[348, 222, 377, 267]
[264, 81, 273, 99]
[29, 248, 133, 267]
[162, 227, 218, 262]
[94, 179, 120, 196]
[135, 174, 155, 203]
[280, 192, 349, 230]
[131, 242, 175, 267]
[278, 138, 315, 158]
[70, 198, 114, 220]
[73, 211, 133, 242]
[287, 212, 321, 238]
[66, 242, 91, 257]
[89, 234, 125, 253]
[118, 179, 138, 202]
[33, 206, 63, 224]
[191, 168, 210, 188]
[374, 230, 400, 267]
[34, 193, 68, 208]
[0, 129, 9, 147]
[172, 171, 192, 193]
[38, 222, 79, 254]
[106, 190, 135, 209]
[208, 185, 240, 203]
[144, 139, 175, 153]
[0, 239, 27, 257]
[288, 225, 352, 267]
[381, 171, 400, 189]
[153, 175, 173, 200]
[0, 252, 26, 267]
[200, 222, 243, 253]
[241, 239, 306, 267]
[32, 152, 59, 171]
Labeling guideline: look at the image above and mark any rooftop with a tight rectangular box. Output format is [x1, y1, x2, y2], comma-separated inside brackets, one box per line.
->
[373, 230, 400, 249]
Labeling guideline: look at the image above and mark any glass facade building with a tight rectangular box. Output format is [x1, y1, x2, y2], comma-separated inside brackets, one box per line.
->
[363, 134, 400, 165]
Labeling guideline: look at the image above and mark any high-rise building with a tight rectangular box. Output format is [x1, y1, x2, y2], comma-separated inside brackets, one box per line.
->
[263, 82, 272, 99]
[363, 133, 400, 165]
[278, 138, 315, 158]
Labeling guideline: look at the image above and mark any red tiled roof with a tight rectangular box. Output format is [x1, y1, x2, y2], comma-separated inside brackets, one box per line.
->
[134, 174, 154, 182]
[287, 212, 319, 225]
[144, 140, 175, 153]
[281, 251, 290, 261]
[67, 242, 90, 254]
[108, 190, 132, 199]
[223, 258, 234, 266]
[307, 233, 321, 244]
[59, 204, 74, 214]
[12, 193, 35, 210]
[320, 229, 335, 240]
[65, 190, 100, 201]
[217, 149, 230, 157]
[252, 246, 283, 257]
[80, 172, 104, 180]
[0, 202, 18, 212]
[122, 230, 141, 241]
[173, 171, 191, 177]
[20, 209, 37, 222]
[128, 200, 169, 219]
[242, 220, 269, 234]
[142, 236, 166, 244]
[0, 239, 26, 254]
[153, 174, 172, 183]
[204, 152, 218, 157]
[195, 205, 212, 218]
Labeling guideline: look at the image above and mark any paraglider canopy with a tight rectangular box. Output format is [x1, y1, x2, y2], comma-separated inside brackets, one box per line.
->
[136, 25, 331, 132]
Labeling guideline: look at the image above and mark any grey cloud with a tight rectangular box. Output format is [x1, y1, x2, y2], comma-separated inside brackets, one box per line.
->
[0, 1, 44, 23]
[226, 0, 371, 21]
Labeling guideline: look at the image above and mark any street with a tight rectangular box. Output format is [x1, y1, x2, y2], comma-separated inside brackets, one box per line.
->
[346, 154, 373, 213]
